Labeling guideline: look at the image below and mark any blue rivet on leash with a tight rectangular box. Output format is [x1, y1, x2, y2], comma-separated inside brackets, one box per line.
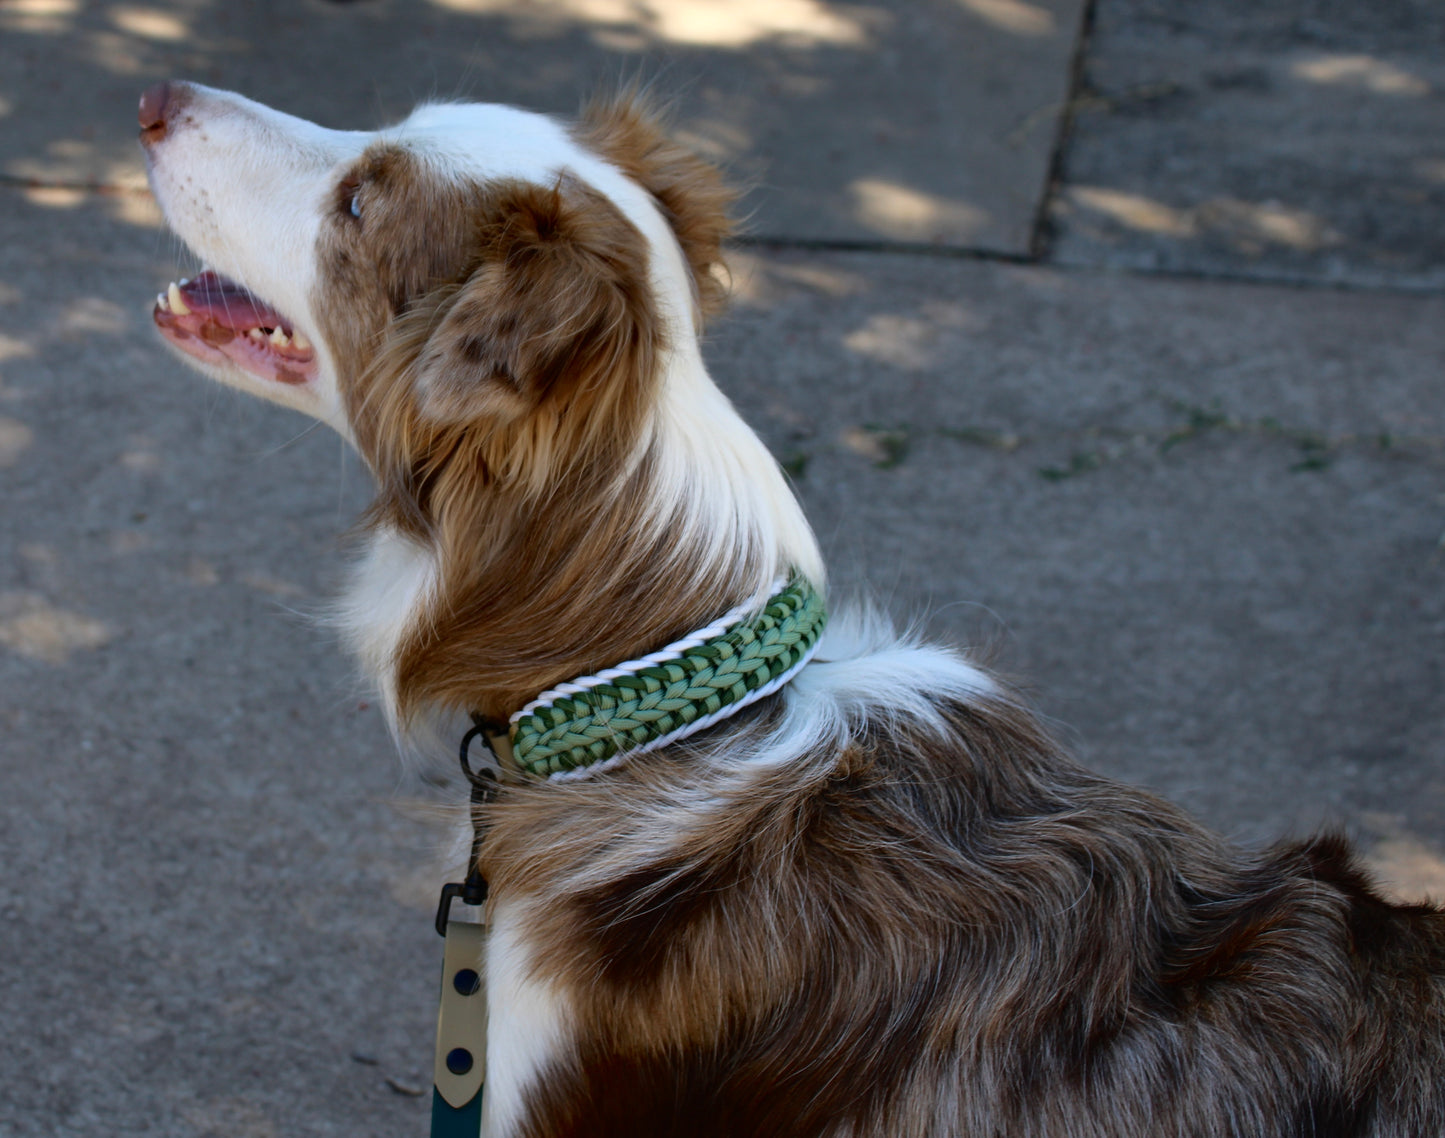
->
[452, 968, 481, 996]
[446, 1048, 473, 1076]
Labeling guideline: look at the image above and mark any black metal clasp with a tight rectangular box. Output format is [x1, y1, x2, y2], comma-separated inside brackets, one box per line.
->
[434, 716, 504, 936]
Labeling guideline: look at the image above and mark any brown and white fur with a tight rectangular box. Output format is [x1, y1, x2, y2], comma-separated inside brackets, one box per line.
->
[140, 82, 1445, 1137]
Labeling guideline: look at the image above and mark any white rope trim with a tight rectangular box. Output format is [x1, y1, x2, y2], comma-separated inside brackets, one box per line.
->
[509, 576, 788, 726]
[545, 629, 824, 782]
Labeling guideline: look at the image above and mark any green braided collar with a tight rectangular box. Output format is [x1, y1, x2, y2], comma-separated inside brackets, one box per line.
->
[507, 575, 827, 780]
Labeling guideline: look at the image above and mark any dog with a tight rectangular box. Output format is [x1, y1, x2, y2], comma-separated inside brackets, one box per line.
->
[139, 81, 1445, 1137]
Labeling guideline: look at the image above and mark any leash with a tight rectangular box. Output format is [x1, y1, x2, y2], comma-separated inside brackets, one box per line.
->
[430, 717, 505, 1137]
[426, 576, 827, 1136]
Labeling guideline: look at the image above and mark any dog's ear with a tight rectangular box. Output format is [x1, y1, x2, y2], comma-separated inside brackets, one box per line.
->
[412, 178, 659, 428]
[574, 90, 734, 323]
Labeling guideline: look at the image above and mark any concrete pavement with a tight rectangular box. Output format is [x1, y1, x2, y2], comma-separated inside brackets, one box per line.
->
[1051, 0, 1445, 287]
[1, 1, 1441, 1134]
[0, 0, 1086, 252]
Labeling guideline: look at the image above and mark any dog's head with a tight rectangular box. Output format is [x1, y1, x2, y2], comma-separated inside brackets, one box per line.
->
[140, 83, 731, 490]
[142, 83, 824, 724]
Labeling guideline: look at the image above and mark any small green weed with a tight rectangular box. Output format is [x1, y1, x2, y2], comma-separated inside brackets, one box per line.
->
[1039, 451, 1102, 482]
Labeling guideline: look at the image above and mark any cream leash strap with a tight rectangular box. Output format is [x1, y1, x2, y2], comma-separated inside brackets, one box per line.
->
[431, 719, 502, 1137]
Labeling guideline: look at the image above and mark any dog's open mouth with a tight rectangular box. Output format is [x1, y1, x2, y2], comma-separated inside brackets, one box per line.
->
[153, 271, 317, 386]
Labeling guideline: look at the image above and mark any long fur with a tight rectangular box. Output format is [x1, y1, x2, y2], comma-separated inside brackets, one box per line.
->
[142, 82, 1445, 1137]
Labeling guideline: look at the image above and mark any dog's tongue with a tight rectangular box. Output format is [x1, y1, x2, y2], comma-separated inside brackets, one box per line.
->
[154, 268, 316, 386]
[179, 270, 288, 330]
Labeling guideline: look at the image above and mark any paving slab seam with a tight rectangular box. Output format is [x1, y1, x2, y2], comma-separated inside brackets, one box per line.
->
[735, 231, 1445, 298]
[1040, 259, 1445, 298]
[733, 233, 1037, 265]
[1028, 0, 1100, 261]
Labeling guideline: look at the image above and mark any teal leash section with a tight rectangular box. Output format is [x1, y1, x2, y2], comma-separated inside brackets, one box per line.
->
[431, 1086, 482, 1137]
[510, 576, 827, 778]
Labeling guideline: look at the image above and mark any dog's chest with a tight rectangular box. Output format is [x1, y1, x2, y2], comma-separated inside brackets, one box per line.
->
[338, 527, 436, 712]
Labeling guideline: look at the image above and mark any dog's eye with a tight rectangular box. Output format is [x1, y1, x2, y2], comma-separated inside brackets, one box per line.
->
[338, 178, 364, 222]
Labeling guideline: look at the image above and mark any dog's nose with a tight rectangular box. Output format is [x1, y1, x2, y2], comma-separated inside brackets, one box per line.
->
[138, 81, 171, 136]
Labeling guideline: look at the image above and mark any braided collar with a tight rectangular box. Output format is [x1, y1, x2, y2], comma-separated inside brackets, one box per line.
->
[503, 575, 827, 780]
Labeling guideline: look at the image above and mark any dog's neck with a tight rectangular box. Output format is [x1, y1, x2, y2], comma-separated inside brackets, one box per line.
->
[342, 343, 824, 737]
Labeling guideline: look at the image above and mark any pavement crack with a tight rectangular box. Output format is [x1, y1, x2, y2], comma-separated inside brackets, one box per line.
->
[731, 233, 1037, 265]
[0, 174, 151, 196]
[1027, 0, 1100, 260]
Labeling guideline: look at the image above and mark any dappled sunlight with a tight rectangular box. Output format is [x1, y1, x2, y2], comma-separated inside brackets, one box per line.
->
[387, 861, 448, 912]
[722, 249, 864, 307]
[1069, 187, 1195, 236]
[426, 0, 873, 48]
[955, 0, 1056, 37]
[119, 432, 161, 472]
[109, 5, 189, 41]
[23, 185, 87, 209]
[40, 137, 90, 161]
[80, 28, 162, 75]
[0, 332, 25, 408]
[1196, 198, 1340, 252]
[843, 313, 940, 371]
[107, 529, 151, 555]
[769, 260, 865, 297]
[184, 558, 219, 587]
[0, 0, 80, 35]
[0, 417, 34, 467]
[107, 189, 164, 228]
[585, 24, 649, 51]
[0, 332, 34, 363]
[0, 591, 112, 665]
[52, 296, 129, 336]
[103, 156, 152, 193]
[850, 178, 988, 243]
[6, 137, 149, 191]
[118, 449, 161, 472]
[1417, 158, 1445, 184]
[1292, 54, 1431, 97]
[241, 571, 305, 599]
[721, 249, 774, 307]
[672, 119, 755, 164]
[18, 542, 57, 568]
[839, 425, 907, 467]
[1363, 815, 1445, 904]
[1069, 186, 1341, 252]
[842, 301, 987, 370]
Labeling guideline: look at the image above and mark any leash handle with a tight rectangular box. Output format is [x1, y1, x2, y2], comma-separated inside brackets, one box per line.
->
[431, 920, 487, 1134]
[430, 716, 504, 1136]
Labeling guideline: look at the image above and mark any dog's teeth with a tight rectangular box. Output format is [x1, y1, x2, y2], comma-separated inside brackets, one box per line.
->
[178, 277, 190, 287]
[156, 291, 168, 310]
[268, 327, 290, 347]
[291, 330, 311, 352]
[247, 328, 266, 342]
[167, 282, 191, 316]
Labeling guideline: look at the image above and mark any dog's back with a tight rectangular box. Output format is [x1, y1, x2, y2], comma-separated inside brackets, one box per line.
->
[481, 620, 1445, 1137]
